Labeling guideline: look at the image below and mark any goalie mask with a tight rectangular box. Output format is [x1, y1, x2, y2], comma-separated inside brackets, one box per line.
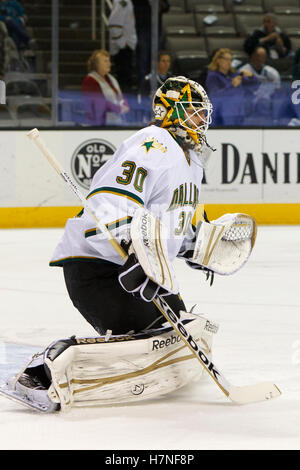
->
[153, 76, 213, 153]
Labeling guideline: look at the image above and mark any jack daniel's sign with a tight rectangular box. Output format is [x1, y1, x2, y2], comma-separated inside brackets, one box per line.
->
[202, 142, 300, 185]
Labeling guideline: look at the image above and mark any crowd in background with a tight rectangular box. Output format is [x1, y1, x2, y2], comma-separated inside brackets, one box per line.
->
[79, 2, 300, 128]
[1, 0, 300, 128]
[0, 0, 36, 75]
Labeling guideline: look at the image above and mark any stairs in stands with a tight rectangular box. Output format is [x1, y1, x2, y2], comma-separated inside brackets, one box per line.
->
[22, 0, 105, 90]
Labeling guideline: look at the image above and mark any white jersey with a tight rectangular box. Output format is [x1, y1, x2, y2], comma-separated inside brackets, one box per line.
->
[50, 125, 205, 267]
[238, 63, 280, 100]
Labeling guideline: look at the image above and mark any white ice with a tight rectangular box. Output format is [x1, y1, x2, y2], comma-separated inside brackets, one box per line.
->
[0, 225, 299, 450]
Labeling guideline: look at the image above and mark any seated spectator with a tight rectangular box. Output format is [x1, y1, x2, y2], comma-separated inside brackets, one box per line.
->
[244, 13, 291, 59]
[0, 0, 35, 51]
[238, 46, 281, 125]
[139, 50, 172, 98]
[81, 49, 129, 126]
[137, 50, 172, 124]
[239, 46, 281, 86]
[205, 48, 259, 126]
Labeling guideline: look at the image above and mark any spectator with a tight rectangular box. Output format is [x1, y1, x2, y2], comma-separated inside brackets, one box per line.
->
[108, 0, 137, 93]
[244, 13, 291, 59]
[238, 46, 281, 125]
[239, 46, 281, 86]
[205, 48, 259, 125]
[0, 0, 35, 51]
[139, 50, 172, 98]
[138, 50, 172, 123]
[81, 49, 129, 126]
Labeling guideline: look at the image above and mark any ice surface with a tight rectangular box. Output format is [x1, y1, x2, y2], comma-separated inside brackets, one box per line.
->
[0, 226, 299, 450]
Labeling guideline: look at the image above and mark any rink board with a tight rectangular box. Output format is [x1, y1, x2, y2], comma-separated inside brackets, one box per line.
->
[0, 128, 299, 226]
[0, 203, 299, 227]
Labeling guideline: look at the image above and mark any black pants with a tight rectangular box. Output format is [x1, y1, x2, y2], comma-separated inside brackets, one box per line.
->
[5, 19, 30, 49]
[63, 260, 185, 336]
[113, 46, 134, 93]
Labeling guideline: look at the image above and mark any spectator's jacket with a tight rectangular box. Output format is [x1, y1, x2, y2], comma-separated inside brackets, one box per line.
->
[239, 63, 281, 85]
[139, 71, 172, 98]
[81, 71, 127, 126]
[205, 70, 259, 96]
[0, 0, 26, 23]
[244, 27, 291, 58]
[108, 0, 137, 56]
[205, 70, 259, 125]
[238, 63, 281, 101]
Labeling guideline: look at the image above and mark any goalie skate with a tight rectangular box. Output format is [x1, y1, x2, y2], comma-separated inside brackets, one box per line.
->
[0, 377, 59, 413]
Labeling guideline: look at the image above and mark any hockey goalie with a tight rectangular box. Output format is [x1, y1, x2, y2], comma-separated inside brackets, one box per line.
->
[1, 77, 257, 412]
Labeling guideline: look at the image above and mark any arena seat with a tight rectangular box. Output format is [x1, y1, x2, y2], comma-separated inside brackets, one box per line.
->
[186, 0, 227, 13]
[231, 0, 266, 14]
[195, 12, 238, 36]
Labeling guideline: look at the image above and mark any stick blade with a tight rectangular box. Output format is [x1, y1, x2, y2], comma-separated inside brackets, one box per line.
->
[229, 382, 281, 405]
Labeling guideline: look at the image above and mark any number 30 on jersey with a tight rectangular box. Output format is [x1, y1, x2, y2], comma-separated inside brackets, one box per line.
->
[116, 160, 148, 193]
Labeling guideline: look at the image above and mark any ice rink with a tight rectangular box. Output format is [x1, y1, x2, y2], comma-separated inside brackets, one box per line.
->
[0, 225, 299, 450]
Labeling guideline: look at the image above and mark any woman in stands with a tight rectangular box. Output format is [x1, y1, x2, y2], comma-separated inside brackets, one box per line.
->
[81, 49, 129, 126]
[205, 48, 259, 126]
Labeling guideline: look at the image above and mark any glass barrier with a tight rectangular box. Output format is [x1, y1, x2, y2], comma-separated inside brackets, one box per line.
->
[1, 1, 300, 129]
[57, 80, 300, 128]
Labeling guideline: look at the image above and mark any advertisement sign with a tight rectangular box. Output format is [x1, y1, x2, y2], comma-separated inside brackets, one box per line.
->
[0, 128, 299, 226]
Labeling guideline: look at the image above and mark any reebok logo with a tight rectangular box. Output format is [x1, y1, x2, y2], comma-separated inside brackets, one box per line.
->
[141, 215, 150, 248]
[152, 334, 181, 350]
[154, 296, 221, 382]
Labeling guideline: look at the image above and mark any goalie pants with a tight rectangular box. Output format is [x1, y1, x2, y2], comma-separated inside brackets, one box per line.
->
[63, 260, 185, 336]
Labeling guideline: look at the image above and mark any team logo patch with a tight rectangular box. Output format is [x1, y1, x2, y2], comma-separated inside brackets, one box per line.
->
[141, 138, 167, 154]
[71, 139, 116, 189]
[154, 104, 166, 119]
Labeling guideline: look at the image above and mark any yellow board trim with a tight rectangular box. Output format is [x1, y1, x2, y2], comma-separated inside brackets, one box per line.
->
[0, 204, 300, 228]
[192, 203, 300, 226]
[0, 206, 81, 228]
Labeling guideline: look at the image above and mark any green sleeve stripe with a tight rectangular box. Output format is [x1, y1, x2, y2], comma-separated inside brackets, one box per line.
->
[86, 186, 144, 207]
[85, 216, 132, 238]
[76, 208, 84, 217]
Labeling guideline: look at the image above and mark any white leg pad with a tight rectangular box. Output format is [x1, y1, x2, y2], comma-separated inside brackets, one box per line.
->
[46, 315, 218, 410]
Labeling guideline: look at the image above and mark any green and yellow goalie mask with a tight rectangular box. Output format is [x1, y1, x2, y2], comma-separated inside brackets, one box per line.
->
[153, 76, 213, 146]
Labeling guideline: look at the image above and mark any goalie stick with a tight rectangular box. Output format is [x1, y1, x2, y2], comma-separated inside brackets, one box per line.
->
[26, 128, 281, 405]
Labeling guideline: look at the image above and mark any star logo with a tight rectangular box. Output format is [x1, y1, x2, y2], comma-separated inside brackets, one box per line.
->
[141, 139, 155, 153]
[140, 138, 167, 154]
[154, 105, 166, 118]
[160, 84, 192, 128]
